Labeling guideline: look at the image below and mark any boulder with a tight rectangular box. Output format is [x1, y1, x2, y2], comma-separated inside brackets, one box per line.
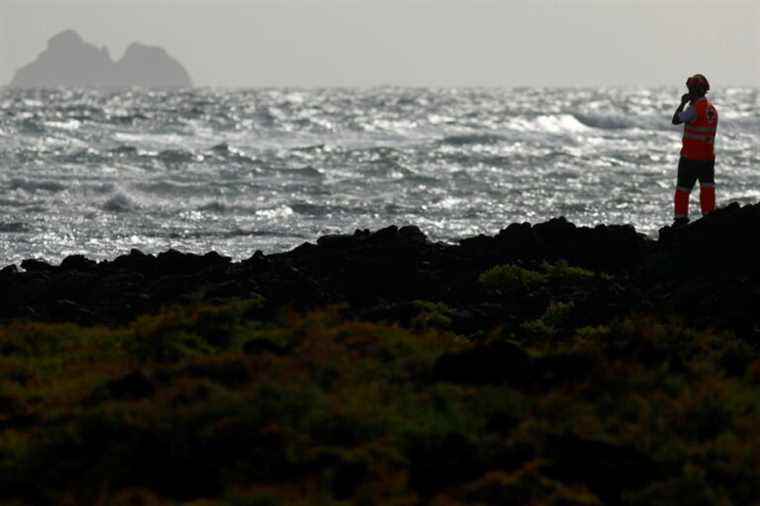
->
[60, 255, 97, 271]
[399, 225, 428, 244]
[155, 249, 230, 276]
[317, 234, 356, 249]
[0, 265, 18, 276]
[20, 259, 54, 273]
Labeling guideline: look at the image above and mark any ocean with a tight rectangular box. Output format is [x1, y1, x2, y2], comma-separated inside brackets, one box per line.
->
[0, 87, 758, 266]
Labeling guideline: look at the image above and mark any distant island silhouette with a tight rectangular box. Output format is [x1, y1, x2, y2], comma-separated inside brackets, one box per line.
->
[10, 30, 192, 88]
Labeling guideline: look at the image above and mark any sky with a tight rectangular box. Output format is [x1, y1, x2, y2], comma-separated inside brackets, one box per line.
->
[1, 0, 758, 88]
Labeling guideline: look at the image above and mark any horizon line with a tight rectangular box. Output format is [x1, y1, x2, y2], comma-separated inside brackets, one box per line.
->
[2, 83, 759, 90]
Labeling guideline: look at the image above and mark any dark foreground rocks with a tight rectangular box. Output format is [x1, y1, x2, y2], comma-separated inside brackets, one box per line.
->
[1, 202, 760, 334]
[3, 203, 760, 506]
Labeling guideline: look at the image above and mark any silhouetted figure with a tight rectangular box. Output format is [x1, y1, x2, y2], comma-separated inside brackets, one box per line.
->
[671, 74, 718, 226]
[10, 30, 192, 88]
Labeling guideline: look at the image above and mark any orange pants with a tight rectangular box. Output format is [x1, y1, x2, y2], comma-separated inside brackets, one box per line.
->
[674, 156, 715, 218]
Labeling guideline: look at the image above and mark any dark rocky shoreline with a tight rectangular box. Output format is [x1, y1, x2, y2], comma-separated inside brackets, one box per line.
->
[3, 201, 760, 334]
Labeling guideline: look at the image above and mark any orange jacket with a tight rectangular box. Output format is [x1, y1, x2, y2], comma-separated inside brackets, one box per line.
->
[682, 98, 718, 161]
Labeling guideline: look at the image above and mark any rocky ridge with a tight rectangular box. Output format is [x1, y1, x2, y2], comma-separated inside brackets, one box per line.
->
[2, 201, 758, 334]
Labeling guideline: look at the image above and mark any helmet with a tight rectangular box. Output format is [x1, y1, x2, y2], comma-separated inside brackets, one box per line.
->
[686, 74, 710, 93]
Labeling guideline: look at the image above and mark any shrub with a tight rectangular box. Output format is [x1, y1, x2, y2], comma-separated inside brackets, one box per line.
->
[479, 261, 604, 298]
[410, 301, 454, 331]
[479, 265, 546, 295]
[517, 302, 576, 343]
[542, 261, 600, 284]
[128, 311, 211, 362]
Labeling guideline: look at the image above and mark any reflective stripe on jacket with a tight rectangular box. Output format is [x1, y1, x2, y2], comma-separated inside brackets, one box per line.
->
[682, 98, 718, 161]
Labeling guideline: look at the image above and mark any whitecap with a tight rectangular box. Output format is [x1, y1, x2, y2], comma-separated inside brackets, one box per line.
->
[508, 114, 590, 134]
[573, 113, 636, 130]
[255, 205, 294, 219]
[45, 119, 81, 131]
[208, 142, 256, 164]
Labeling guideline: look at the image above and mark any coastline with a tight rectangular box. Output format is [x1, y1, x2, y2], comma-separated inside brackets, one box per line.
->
[0, 201, 755, 329]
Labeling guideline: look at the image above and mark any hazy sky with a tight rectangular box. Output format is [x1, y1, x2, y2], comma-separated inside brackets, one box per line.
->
[1, 0, 758, 87]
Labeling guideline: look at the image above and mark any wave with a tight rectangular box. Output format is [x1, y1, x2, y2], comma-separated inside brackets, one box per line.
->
[403, 173, 439, 185]
[571, 112, 674, 132]
[571, 112, 760, 134]
[278, 166, 324, 178]
[0, 221, 29, 233]
[59, 149, 108, 164]
[45, 120, 82, 131]
[18, 118, 46, 135]
[507, 114, 590, 134]
[290, 202, 368, 217]
[451, 170, 473, 181]
[208, 143, 257, 164]
[103, 191, 140, 212]
[290, 143, 329, 153]
[110, 145, 139, 156]
[108, 113, 149, 125]
[289, 202, 325, 216]
[86, 182, 117, 194]
[716, 116, 760, 134]
[9, 178, 66, 193]
[289, 202, 353, 216]
[134, 180, 198, 195]
[197, 200, 258, 214]
[167, 228, 299, 240]
[357, 159, 413, 179]
[158, 149, 197, 164]
[0, 197, 44, 208]
[439, 115, 594, 143]
[573, 113, 637, 130]
[198, 201, 231, 213]
[210, 142, 232, 154]
[66, 115, 93, 123]
[254, 205, 295, 219]
[440, 133, 507, 146]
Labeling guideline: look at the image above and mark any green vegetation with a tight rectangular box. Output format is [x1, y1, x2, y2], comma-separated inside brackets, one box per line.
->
[2, 267, 760, 504]
[479, 261, 603, 297]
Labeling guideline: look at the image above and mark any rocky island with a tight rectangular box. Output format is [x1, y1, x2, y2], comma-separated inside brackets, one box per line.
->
[2, 204, 760, 504]
[9, 29, 192, 88]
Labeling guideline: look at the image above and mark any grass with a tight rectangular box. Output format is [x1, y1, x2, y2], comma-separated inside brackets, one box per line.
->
[1, 286, 760, 504]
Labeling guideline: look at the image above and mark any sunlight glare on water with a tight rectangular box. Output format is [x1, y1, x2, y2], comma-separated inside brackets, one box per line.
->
[0, 87, 758, 265]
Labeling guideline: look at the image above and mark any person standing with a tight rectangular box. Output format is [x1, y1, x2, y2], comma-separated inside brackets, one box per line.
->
[671, 74, 719, 226]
